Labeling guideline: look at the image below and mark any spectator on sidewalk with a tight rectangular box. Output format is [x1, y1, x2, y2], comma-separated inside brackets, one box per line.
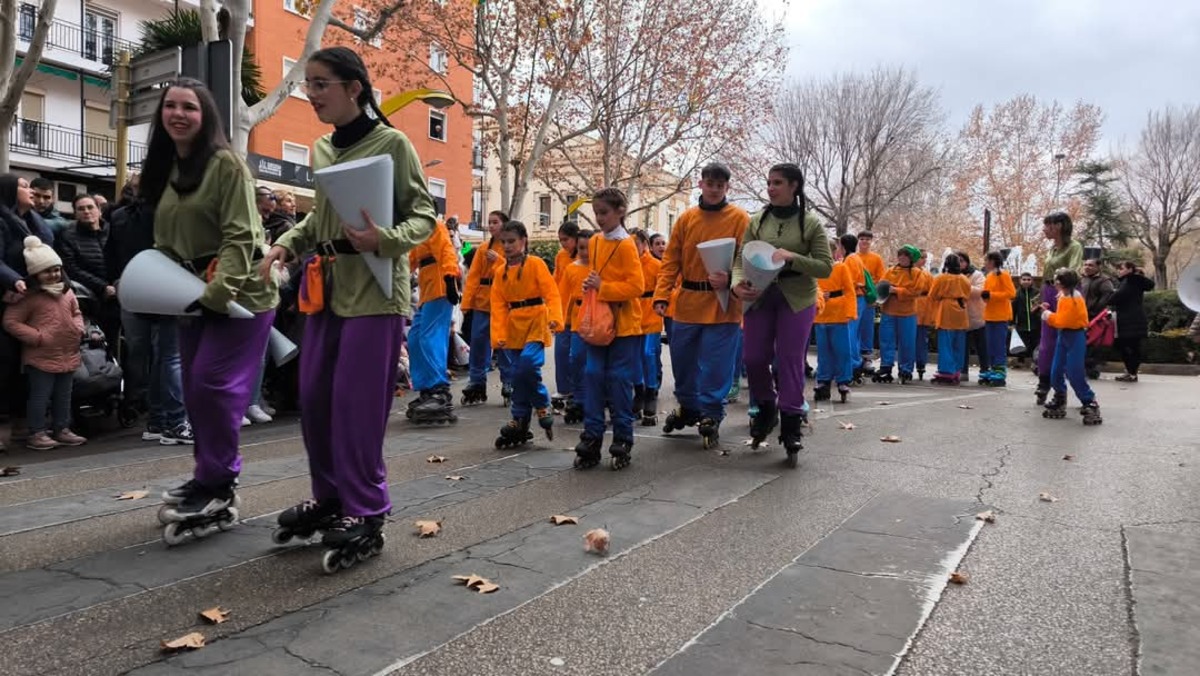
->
[57, 194, 120, 343]
[1080, 258, 1114, 378]
[29, 178, 69, 235]
[1107, 260, 1155, 383]
[1012, 272, 1041, 368]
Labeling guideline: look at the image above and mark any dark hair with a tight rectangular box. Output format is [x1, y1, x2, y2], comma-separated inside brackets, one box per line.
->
[576, 228, 595, 242]
[632, 228, 651, 247]
[592, 187, 628, 213]
[858, 230, 874, 240]
[1118, 260, 1143, 274]
[839, 233, 858, 255]
[1043, 211, 1074, 243]
[500, 220, 528, 241]
[1054, 267, 1080, 289]
[558, 220, 580, 238]
[649, 233, 664, 246]
[488, 210, 510, 224]
[308, 46, 393, 128]
[1020, 272, 1033, 278]
[30, 177, 54, 192]
[942, 254, 962, 275]
[0, 174, 19, 210]
[700, 162, 732, 182]
[956, 250, 972, 267]
[768, 163, 805, 207]
[985, 250, 1004, 271]
[72, 193, 97, 209]
[140, 78, 234, 206]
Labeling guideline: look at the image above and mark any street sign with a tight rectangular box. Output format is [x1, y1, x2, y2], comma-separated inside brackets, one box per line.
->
[130, 47, 181, 88]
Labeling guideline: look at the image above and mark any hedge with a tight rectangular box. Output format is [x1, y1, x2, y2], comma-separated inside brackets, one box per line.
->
[1143, 290, 1195, 333]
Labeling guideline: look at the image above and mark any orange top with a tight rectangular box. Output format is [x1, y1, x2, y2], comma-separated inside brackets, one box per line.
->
[1046, 292, 1088, 330]
[409, 222, 460, 304]
[461, 238, 503, 312]
[929, 273, 971, 331]
[552, 247, 575, 331]
[847, 251, 885, 296]
[665, 278, 681, 319]
[915, 269, 935, 326]
[880, 266, 931, 317]
[815, 261, 857, 324]
[639, 251, 664, 334]
[982, 270, 1017, 322]
[652, 205, 748, 324]
[489, 255, 563, 348]
[589, 233, 644, 337]
[843, 254, 865, 296]
[558, 260, 590, 329]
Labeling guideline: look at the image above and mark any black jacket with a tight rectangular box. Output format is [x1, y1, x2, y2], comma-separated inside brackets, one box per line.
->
[104, 200, 156, 282]
[0, 205, 53, 291]
[1012, 286, 1041, 332]
[57, 220, 111, 295]
[263, 210, 295, 245]
[1108, 273, 1155, 339]
[1081, 273, 1115, 319]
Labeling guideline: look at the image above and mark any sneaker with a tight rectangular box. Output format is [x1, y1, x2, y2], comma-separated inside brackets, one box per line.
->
[53, 429, 87, 446]
[1115, 373, 1138, 383]
[262, 402, 277, 417]
[26, 431, 59, 450]
[162, 478, 200, 504]
[246, 405, 273, 424]
[160, 422, 195, 446]
[142, 424, 165, 442]
[241, 416, 251, 427]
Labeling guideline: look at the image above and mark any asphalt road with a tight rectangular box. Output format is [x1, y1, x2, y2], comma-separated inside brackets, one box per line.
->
[0, 358, 1196, 676]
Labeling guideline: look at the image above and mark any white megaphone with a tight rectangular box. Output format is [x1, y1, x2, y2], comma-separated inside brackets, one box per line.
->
[268, 327, 299, 366]
[1179, 263, 1200, 311]
[741, 241, 785, 293]
[696, 237, 737, 311]
[117, 250, 254, 318]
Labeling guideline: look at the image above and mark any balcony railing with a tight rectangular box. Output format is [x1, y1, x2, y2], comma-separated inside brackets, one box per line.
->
[10, 117, 148, 169]
[18, 4, 137, 70]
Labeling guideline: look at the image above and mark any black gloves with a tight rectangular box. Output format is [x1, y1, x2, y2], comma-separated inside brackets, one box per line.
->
[444, 275, 461, 305]
[981, 290, 991, 301]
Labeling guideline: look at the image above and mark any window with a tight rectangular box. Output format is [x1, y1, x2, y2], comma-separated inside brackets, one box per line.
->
[538, 196, 552, 229]
[18, 3, 35, 40]
[282, 142, 310, 167]
[84, 9, 118, 66]
[84, 104, 116, 159]
[284, 57, 306, 99]
[428, 178, 447, 217]
[16, 91, 44, 148]
[428, 110, 446, 141]
[429, 42, 448, 74]
[283, 0, 310, 17]
[354, 8, 383, 48]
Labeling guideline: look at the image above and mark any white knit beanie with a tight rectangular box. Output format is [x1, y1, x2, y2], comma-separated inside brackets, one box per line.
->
[23, 236, 62, 276]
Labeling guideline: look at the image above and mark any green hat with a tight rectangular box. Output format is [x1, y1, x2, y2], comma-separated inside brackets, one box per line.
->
[900, 245, 922, 262]
[461, 242, 473, 255]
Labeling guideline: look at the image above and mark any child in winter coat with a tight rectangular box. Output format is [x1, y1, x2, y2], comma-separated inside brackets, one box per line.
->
[1041, 268, 1102, 424]
[1, 237, 86, 449]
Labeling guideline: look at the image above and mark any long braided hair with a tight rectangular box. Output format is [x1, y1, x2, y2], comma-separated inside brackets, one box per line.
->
[308, 46, 394, 127]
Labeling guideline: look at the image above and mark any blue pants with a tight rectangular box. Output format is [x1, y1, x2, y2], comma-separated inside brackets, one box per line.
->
[506, 342, 550, 420]
[409, 297, 452, 391]
[663, 317, 674, 343]
[849, 296, 865, 369]
[467, 311, 494, 386]
[121, 310, 185, 428]
[583, 335, 640, 442]
[916, 325, 930, 370]
[815, 322, 853, 385]
[553, 330, 571, 394]
[985, 321, 1009, 369]
[879, 313, 918, 374]
[857, 299, 876, 355]
[27, 367, 73, 434]
[937, 329, 966, 375]
[1051, 329, 1095, 403]
[642, 332, 662, 391]
[569, 332, 587, 401]
[669, 321, 739, 420]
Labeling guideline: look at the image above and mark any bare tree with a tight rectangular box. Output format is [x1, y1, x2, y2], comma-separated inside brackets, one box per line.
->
[0, 0, 60, 172]
[1119, 105, 1200, 288]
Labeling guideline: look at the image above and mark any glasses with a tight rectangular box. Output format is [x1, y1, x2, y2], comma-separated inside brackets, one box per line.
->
[257, 192, 276, 200]
[300, 79, 349, 94]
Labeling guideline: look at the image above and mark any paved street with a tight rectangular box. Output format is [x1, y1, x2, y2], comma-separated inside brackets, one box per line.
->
[0, 358, 1197, 676]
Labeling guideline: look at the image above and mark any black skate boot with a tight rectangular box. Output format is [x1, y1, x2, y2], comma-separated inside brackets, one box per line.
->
[536, 406, 555, 440]
[1081, 400, 1103, 426]
[663, 406, 699, 434]
[917, 366, 926, 381]
[697, 417, 721, 450]
[405, 390, 432, 419]
[501, 382, 513, 406]
[749, 401, 778, 449]
[460, 382, 488, 406]
[320, 514, 386, 574]
[632, 385, 645, 424]
[641, 388, 659, 426]
[574, 436, 602, 469]
[411, 385, 457, 424]
[1034, 377, 1050, 406]
[273, 498, 342, 545]
[851, 367, 866, 386]
[563, 398, 584, 424]
[159, 478, 241, 524]
[551, 393, 568, 411]
[609, 438, 633, 470]
[160, 480, 240, 546]
[779, 412, 805, 468]
[813, 382, 832, 401]
[872, 366, 895, 383]
[837, 382, 851, 403]
[1042, 391, 1067, 419]
[495, 416, 534, 449]
[898, 370, 913, 384]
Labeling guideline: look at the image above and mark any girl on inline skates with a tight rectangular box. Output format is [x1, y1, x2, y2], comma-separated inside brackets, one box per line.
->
[1035, 212, 1084, 404]
[928, 254, 971, 384]
[1040, 269, 1102, 424]
[460, 211, 511, 407]
[551, 221, 579, 409]
[632, 229, 663, 426]
[557, 229, 594, 424]
[979, 250, 1017, 386]
[812, 235, 858, 407]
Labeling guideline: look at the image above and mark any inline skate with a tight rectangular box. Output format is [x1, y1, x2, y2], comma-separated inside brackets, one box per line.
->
[536, 406, 555, 440]
[563, 398, 584, 424]
[410, 385, 457, 425]
[159, 481, 240, 546]
[632, 385, 646, 423]
[898, 370, 913, 385]
[697, 417, 721, 450]
[813, 382, 832, 402]
[1081, 400, 1103, 426]
[574, 436, 602, 469]
[663, 406, 699, 434]
[1042, 391, 1067, 419]
[405, 390, 431, 419]
[640, 388, 659, 426]
[551, 393, 569, 412]
[872, 366, 895, 384]
[460, 382, 488, 406]
[749, 401, 778, 450]
[931, 371, 960, 385]
[609, 438, 633, 470]
[320, 515, 386, 574]
[1034, 379, 1050, 406]
[272, 498, 341, 545]
[916, 366, 926, 381]
[978, 367, 1007, 387]
[501, 382, 513, 406]
[837, 382, 851, 403]
[779, 412, 805, 468]
[495, 417, 534, 449]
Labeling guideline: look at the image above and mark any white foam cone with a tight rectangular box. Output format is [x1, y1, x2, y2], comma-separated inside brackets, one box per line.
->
[1179, 263, 1200, 312]
[314, 154, 396, 299]
[696, 237, 736, 311]
[117, 250, 205, 316]
[741, 240, 785, 292]
[268, 327, 299, 366]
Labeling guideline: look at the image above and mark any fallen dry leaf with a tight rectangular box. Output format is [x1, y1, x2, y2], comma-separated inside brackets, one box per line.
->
[880, 435, 902, 443]
[415, 520, 442, 537]
[115, 490, 149, 501]
[475, 581, 501, 594]
[550, 515, 579, 525]
[445, 475, 466, 481]
[0, 467, 20, 477]
[584, 528, 610, 555]
[1062, 454, 1075, 461]
[426, 455, 448, 464]
[949, 571, 969, 585]
[957, 405, 974, 410]
[452, 574, 487, 588]
[838, 421, 856, 430]
[975, 510, 997, 524]
[199, 607, 230, 624]
[161, 632, 206, 652]
[876, 401, 892, 406]
[1038, 492, 1058, 503]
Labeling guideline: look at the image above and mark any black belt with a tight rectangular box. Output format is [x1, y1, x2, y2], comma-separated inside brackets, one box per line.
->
[418, 256, 436, 268]
[682, 279, 712, 291]
[574, 299, 582, 306]
[183, 248, 263, 273]
[778, 270, 801, 279]
[480, 278, 492, 286]
[509, 297, 544, 309]
[641, 291, 653, 298]
[827, 290, 844, 298]
[315, 239, 359, 256]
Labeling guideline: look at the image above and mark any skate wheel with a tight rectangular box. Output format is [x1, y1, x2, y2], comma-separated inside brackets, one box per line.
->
[574, 455, 599, 470]
[271, 528, 294, 545]
[163, 522, 190, 546]
[217, 509, 238, 531]
[195, 522, 219, 538]
[609, 456, 630, 471]
[372, 533, 386, 555]
[785, 453, 799, 469]
[157, 504, 174, 525]
[321, 549, 341, 574]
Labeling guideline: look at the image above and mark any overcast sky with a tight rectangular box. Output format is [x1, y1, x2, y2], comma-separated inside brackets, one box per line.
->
[778, 0, 1200, 151]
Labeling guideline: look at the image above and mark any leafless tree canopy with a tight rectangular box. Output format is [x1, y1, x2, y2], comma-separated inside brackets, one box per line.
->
[1120, 105, 1200, 288]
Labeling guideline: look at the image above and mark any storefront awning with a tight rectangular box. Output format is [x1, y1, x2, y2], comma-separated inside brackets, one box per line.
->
[14, 56, 109, 88]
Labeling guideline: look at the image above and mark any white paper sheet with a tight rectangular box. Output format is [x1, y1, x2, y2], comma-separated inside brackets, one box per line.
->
[313, 154, 396, 299]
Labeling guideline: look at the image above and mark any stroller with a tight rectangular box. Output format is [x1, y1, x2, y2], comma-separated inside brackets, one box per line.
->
[70, 282, 134, 433]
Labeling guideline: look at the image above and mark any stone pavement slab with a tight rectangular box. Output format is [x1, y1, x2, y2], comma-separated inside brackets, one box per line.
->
[1124, 525, 1200, 676]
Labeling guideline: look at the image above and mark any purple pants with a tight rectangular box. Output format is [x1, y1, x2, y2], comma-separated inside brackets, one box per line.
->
[743, 286, 817, 414]
[1037, 283, 1059, 376]
[179, 310, 275, 488]
[300, 312, 405, 517]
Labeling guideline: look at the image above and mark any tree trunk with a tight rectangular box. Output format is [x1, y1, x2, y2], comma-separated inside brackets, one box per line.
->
[1153, 253, 1169, 289]
[0, 0, 60, 173]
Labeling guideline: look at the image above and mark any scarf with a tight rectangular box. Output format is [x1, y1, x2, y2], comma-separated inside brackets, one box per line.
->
[332, 113, 380, 149]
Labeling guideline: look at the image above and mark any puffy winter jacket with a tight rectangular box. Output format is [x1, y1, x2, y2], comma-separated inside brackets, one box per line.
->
[2, 287, 84, 373]
[57, 221, 111, 296]
[0, 205, 53, 291]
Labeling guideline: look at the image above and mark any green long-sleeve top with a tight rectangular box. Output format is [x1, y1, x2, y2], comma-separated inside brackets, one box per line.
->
[732, 209, 833, 312]
[274, 125, 437, 318]
[154, 149, 278, 313]
[1043, 240, 1083, 281]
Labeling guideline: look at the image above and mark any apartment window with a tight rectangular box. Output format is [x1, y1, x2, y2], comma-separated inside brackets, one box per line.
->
[429, 43, 448, 74]
[282, 142, 310, 167]
[18, 3, 35, 40]
[429, 110, 446, 142]
[354, 8, 383, 48]
[538, 196, 552, 229]
[428, 178, 447, 217]
[84, 9, 118, 66]
[283, 0, 310, 16]
[16, 91, 44, 147]
[284, 57, 306, 99]
[84, 103, 116, 159]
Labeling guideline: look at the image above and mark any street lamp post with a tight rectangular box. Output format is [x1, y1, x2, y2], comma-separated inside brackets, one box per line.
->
[1053, 152, 1067, 205]
[379, 89, 455, 117]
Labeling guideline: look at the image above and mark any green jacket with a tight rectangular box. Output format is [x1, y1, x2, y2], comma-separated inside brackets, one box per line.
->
[732, 209, 832, 312]
[154, 149, 278, 313]
[275, 125, 436, 317]
[1043, 240, 1083, 281]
